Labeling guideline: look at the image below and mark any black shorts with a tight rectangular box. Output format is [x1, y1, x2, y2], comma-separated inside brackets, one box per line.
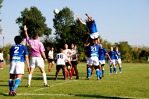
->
[65, 62, 71, 66]
[0, 60, 4, 63]
[56, 65, 66, 70]
[71, 61, 78, 66]
[48, 59, 54, 63]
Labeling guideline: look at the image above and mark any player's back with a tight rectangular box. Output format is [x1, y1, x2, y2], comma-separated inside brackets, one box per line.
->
[87, 44, 100, 57]
[56, 53, 67, 65]
[10, 44, 28, 62]
[99, 48, 107, 60]
[108, 51, 117, 60]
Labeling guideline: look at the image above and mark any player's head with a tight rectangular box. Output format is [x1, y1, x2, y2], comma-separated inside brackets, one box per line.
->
[92, 38, 98, 44]
[115, 46, 119, 51]
[33, 33, 38, 40]
[71, 43, 75, 49]
[110, 47, 113, 51]
[60, 48, 63, 53]
[14, 35, 23, 44]
[64, 44, 68, 49]
[99, 43, 103, 48]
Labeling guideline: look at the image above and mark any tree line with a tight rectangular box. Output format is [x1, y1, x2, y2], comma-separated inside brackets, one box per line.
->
[0, 6, 149, 63]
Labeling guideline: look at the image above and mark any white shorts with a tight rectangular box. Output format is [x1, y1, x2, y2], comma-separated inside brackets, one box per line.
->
[9, 62, 25, 74]
[116, 59, 122, 64]
[108, 59, 116, 66]
[90, 32, 99, 39]
[99, 60, 105, 65]
[30, 57, 44, 68]
[87, 57, 99, 66]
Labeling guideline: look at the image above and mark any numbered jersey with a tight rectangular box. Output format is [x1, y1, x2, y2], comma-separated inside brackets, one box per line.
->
[63, 49, 72, 61]
[55, 53, 67, 65]
[10, 44, 28, 62]
[86, 44, 101, 57]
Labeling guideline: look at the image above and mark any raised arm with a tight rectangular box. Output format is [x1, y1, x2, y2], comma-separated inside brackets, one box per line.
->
[76, 15, 86, 25]
[24, 25, 29, 38]
[85, 13, 93, 21]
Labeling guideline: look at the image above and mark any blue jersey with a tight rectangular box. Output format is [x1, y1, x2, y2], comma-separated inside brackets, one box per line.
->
[86, 44, 101, 57]
[10, 44, 28, 62]
[86, 20, 98, 34]
[115, 50, 121, 59]
[108, 51, 117, 60]
[98, 48, 108, 60]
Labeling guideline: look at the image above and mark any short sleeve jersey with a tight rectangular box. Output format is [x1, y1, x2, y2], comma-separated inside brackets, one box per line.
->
[98, 48, 108, 60]
[55, 53, 67, 65]
[108, 51, 117, 60]
[10, 44, 28, 62]
[86, 44, 101, 57]
[86, 20, 98, 34]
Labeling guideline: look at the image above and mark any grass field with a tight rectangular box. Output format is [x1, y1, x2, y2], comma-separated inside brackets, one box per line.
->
[0, 62, 149, 99]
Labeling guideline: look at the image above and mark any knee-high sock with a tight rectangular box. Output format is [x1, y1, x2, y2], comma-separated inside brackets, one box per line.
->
[119, 66, 122, 72]
[96, 69, 100, 78]
[42, 73, 47, 84]
[110, 67, 112, 73]
[114, 66, 117, 73]
[102, 68, 105, 77]
[87, 68, 91, 78]
[13, 78, 21, 91]
[9, 79, 14, 92]
[28, 74, 32, 86]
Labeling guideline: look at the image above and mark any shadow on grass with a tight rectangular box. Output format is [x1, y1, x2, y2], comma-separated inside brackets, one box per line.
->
[0, 92, 8, 96]
[73, 94, 131, 99]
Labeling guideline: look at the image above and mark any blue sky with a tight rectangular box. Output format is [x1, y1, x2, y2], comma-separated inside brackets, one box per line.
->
[0, 0, 149, 47]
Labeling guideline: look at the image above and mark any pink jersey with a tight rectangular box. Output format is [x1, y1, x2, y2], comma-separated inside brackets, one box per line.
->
[26, 37, 45, 57]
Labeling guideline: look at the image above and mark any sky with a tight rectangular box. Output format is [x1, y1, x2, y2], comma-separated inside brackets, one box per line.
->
[0, 0, 149, 47]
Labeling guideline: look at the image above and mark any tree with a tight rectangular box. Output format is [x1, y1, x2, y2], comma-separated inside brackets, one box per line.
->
[16, 6, 52, 38]
[0, 0, 3, 34]
[53, 7, 74, 47]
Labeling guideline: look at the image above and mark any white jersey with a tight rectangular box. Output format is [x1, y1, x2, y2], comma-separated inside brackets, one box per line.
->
[55, 53, 67, 65]
[0, 53, 4, 60]
[63, 49, 72, 61]
[71, 49, 78, 61]
[48, 50, 54, 59]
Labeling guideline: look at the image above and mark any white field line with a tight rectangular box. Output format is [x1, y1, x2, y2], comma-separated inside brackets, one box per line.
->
[23, 80, 77, 94]
[16, 93, 149, 99]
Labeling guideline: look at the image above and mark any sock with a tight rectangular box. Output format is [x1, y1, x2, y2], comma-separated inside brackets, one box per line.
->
[102, 68, 105, 77]
[64, 69, 68, 79]
[69, 70, 72, 78]
[110, 67, 112, 73]
[9, 79, 13, 92]
[119, 66, 122, 72]
[96, 69, 100, 79]
[71, 68, 75, 75]
[13, 78, 21, 91]
[42, 73, 47, 84]
[114, 66, 117, 73]
[28, 74, 32, 86]
[87, 68, 91, 78]
[55, 71, 59, 78]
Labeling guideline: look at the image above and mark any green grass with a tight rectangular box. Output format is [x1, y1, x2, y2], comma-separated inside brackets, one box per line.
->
[0, 63, 149, 99]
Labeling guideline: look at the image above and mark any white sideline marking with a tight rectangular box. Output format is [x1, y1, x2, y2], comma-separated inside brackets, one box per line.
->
[16, 93, 149, 99]
[24, 80, 77, 93]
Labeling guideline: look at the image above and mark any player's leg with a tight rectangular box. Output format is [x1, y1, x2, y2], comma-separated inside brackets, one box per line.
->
[94, 66, 101, 80]
[12, 74, 23, 95]
[73, 61, 79, 79]
[37, 57, 49, 86]
[86, 57, 92, 79]
[27, 67, 35, 87]
[118, 59, 122, 73]
[9, 74, 15, 96]
[55, 65, 61, 80]
[66, 62, 72, 79]
[113, 60, 117, 74]
[108, 60, 113, 74]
